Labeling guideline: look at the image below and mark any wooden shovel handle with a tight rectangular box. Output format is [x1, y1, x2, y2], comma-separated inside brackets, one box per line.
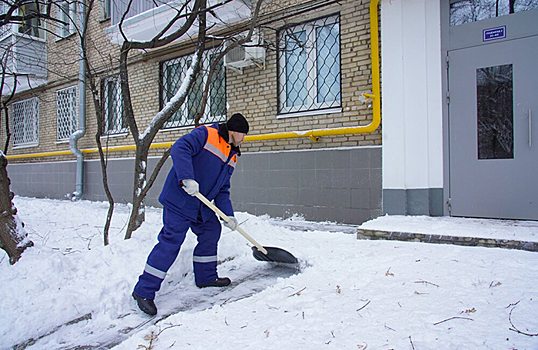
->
[194, 192, 268, 255]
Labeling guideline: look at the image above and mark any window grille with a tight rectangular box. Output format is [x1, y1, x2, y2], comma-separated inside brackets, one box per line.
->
[12, 97, 39, 146]
[56, 86, 78, 141]
[57, 1, 78, 38]
[277, 14, 341, 115]
[102, 75, 126, 134]
[162, 48, 227, 128]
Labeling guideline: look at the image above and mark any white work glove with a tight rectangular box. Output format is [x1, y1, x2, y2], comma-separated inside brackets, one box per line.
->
[182, 179, 199, 196]
[223, 217, 238, 231]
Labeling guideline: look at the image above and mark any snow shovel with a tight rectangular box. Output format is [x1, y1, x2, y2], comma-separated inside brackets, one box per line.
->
[194, 192, 298, 264]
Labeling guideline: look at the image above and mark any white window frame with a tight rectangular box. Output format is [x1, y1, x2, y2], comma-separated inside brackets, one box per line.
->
[56, 86, 78, 141]
[277, 14, 341, 115]
[12, 97, 39, 147]
[57, 1, 78, 38]
[162, 48, 227, 129]
[103, 75, 126, 135]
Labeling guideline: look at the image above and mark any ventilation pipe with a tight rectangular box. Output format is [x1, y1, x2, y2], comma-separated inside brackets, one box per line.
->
[69, 0, 86, 200]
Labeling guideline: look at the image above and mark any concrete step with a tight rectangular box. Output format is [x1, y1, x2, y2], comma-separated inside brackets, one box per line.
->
[357, 216, 538, 252]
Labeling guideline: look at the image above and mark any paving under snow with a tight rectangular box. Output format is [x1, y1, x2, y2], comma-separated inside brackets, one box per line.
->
[1, 197, 537, 349]
[359, 215, 538, 243]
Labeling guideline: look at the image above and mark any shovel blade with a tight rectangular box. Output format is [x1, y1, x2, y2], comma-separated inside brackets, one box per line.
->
[252, 246, 298, 264]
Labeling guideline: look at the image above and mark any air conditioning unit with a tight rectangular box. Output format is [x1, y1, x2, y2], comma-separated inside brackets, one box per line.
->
[224, 33, 265, 72]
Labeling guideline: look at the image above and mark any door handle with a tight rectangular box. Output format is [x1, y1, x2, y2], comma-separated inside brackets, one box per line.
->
[529, 109, 532, 148]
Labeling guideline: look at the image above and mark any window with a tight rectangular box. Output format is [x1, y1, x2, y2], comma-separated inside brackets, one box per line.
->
[477, 64, 513, 159]
[102, 75, 125, 134]
[0, 3, 11, 38]
[450, 0, 538, 26]
[277, 14, 341, 115]
[12, 97, 39, 147]
[57, 1, 78, 38]
[162, 48, 227, 128]
[18, 2, 45, 39]
[56, 86, 78, 141]
[102, 0, 111, 20]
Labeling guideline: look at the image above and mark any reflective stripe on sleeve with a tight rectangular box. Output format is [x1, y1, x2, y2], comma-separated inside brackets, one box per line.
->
[229, 156, 237, 168]
[193, 255, 218, 263]
[144, 264, 167, 279]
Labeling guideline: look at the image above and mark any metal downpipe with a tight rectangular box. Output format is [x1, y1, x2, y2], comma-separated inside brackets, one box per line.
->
[69, 0, 86, 200]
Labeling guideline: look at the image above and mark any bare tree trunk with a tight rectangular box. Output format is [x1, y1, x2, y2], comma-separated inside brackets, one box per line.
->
[86, 61, 116, 246]
[94, 122, 115, 246]
[122, 0, 208, 239]
[0, 152, 33, 264]
[193, 0, 264, 124]
[119, 0, 263, 239]
[80, 0, 115, 246]
[1, 66, 17, 154]
[2, 102, 11, 154]
[125, 147, 149, 239]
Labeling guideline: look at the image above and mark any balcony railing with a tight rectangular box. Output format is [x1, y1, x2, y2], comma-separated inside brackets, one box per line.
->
[106, 0, 251, 44]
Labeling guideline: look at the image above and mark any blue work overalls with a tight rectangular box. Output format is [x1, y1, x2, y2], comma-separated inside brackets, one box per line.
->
[134, 124, 239, 300]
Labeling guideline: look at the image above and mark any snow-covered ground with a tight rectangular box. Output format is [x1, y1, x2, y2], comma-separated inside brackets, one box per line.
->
[2, 197, 538, 350]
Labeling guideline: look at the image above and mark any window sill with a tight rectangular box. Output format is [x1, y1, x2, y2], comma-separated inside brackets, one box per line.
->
[101, 130, 129, 139]
[13, 32, 46, 42]
[276, 107, 342, 119]
[12, 142, 39, 150]
[55, 32, 77, 41]
[162, 125, 196, 132]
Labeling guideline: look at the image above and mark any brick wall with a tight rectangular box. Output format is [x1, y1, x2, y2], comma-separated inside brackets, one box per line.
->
[4, 0, 380, 161]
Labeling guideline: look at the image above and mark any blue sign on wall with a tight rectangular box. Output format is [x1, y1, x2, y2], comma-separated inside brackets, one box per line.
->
[483, 26, 506, 42]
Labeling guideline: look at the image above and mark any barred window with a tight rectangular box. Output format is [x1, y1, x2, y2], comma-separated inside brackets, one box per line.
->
[277, 14, 341, 115]
[162, 48, 226, 128]
[56, 86, 78, 141]
[12, 97, 39, 146]
[57, 0, 78, 38]
[103, 75, 126, 134]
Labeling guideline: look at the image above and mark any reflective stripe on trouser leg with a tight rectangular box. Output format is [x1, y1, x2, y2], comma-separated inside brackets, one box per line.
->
[133, 208, 190, 299]
[191, 213, 222, 285]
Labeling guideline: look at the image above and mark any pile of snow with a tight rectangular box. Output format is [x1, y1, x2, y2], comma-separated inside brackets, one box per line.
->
[1, 197, 537, 349]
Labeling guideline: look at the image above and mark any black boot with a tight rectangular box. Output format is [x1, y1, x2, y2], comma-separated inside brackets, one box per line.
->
[196, 277, 231, 288]
[132, 292, 157, 316]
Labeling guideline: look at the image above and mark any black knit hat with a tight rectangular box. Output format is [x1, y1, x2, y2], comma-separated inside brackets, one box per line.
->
[226, 113, 249, 134]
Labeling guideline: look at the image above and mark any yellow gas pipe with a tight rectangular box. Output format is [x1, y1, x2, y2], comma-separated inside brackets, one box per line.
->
[6, 0, 380, 161]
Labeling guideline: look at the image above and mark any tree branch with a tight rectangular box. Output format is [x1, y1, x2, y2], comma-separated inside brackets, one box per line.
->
[508, 303, 538, 337]
[139, 147, 171, 200]
[433, 316, 474, 326]
[194, 0, 264, 125]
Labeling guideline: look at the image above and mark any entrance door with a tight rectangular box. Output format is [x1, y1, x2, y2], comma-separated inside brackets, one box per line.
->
[448, 34, 538, 220]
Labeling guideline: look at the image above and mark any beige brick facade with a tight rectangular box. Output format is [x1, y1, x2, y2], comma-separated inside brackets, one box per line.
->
[3, 0, 381, 163]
